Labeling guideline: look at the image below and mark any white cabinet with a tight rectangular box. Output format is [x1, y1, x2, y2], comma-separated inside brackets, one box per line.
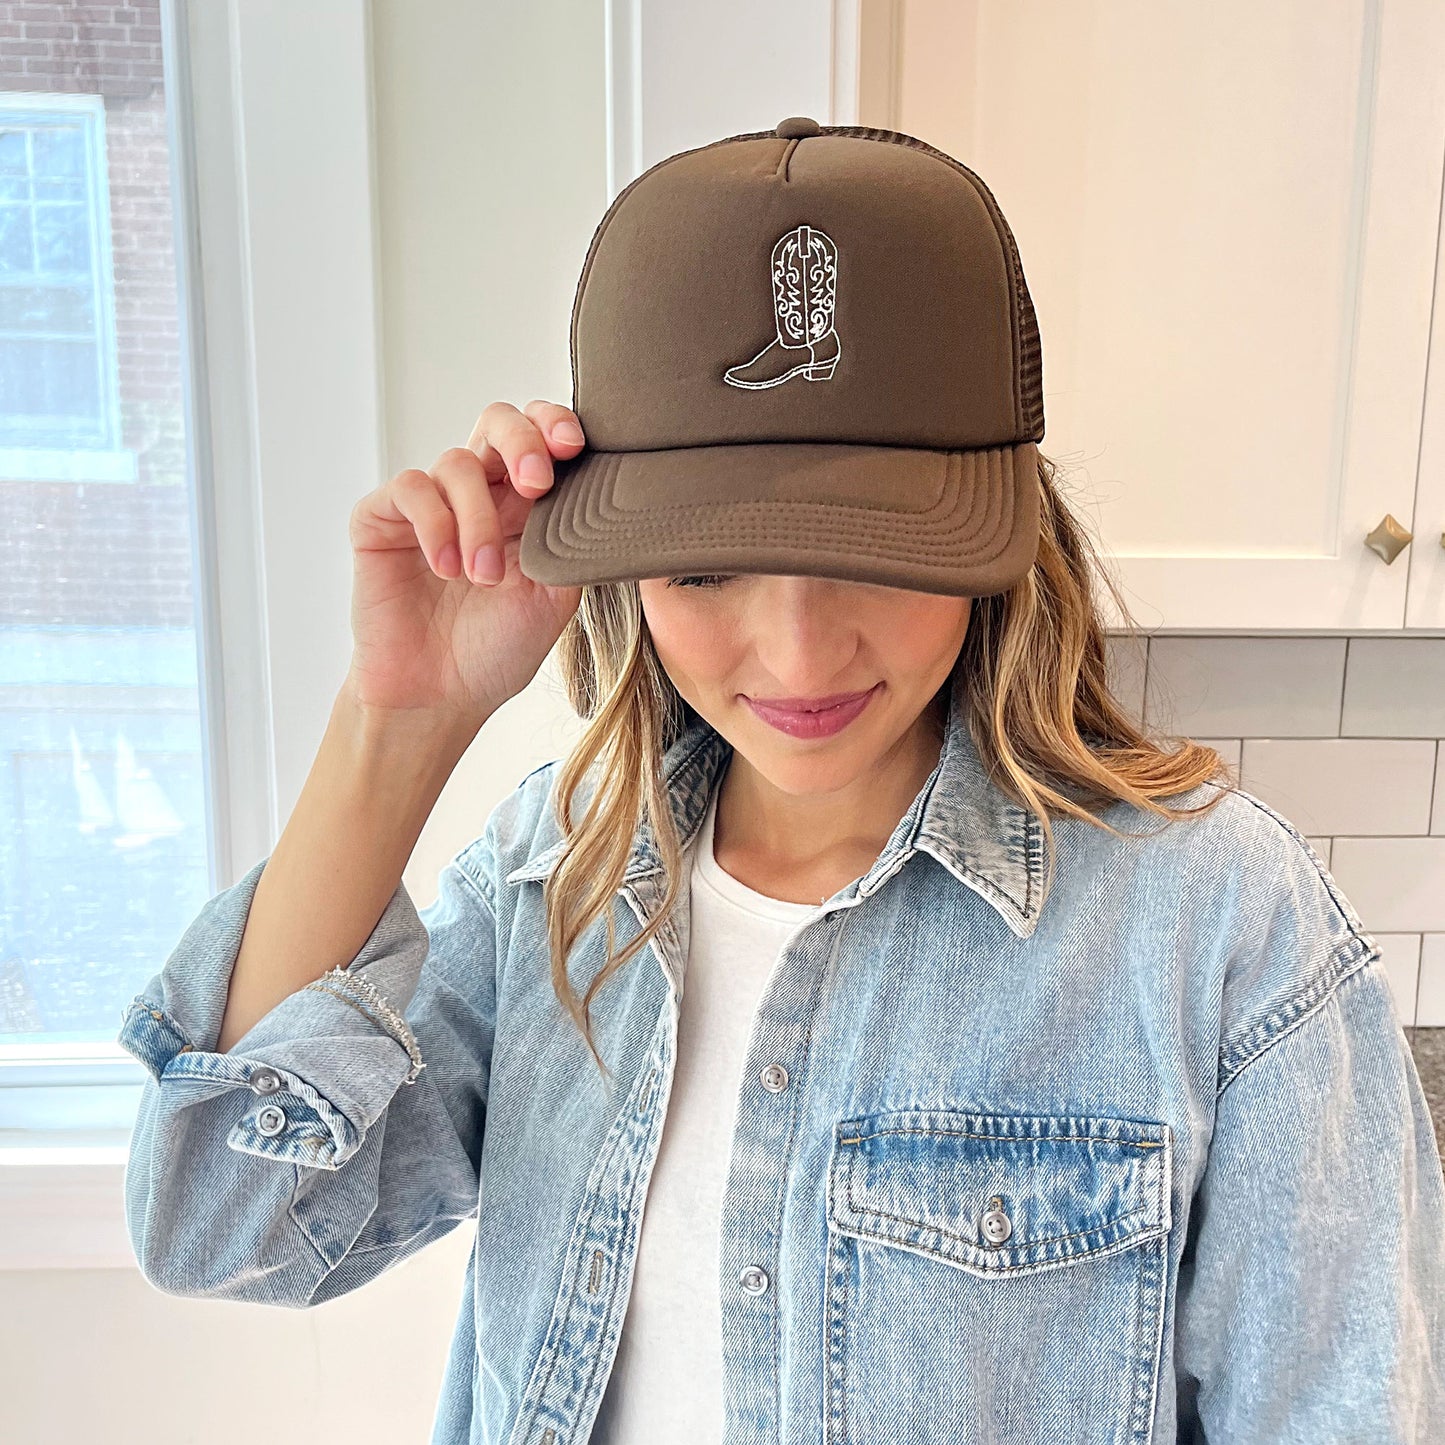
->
[862, 0, 1445, 630]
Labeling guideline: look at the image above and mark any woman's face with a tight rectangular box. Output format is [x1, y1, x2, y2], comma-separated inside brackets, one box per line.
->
[637, 571, 971, 796]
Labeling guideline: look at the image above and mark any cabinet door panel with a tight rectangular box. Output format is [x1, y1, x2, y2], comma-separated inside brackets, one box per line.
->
[879, 0, 1445, 629]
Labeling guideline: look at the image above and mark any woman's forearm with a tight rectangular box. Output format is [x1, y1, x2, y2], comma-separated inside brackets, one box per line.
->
[213, 685, 484, 1054]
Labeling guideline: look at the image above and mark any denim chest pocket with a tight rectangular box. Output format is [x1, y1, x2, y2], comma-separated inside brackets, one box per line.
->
[823, 1108, 1173, 1445]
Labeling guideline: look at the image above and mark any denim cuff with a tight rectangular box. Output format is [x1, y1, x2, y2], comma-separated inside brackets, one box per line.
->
[116, 853, 433, 1170]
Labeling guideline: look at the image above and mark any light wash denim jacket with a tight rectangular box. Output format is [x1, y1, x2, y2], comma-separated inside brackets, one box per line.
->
[118, 678, 1445, 1444]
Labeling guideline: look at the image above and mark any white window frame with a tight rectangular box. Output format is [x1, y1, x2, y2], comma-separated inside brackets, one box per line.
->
[1, 0, 386, 1267]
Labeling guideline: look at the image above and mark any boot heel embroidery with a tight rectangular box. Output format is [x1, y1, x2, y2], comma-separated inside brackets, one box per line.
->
[724, 223, 842, 390]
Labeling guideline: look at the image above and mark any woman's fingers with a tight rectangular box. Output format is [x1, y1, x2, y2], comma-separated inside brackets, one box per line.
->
[380, 467, 472, 580]
[357, 398, 585, 591]
[430, 446, 506, 584]
[467, 400, 585, 500]
[522, 398, 587, 453]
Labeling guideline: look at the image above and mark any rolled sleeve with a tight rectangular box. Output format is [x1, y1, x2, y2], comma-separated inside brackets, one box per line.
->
[1174, 950, 1445, 1439]
[117, 845, 497, 1307]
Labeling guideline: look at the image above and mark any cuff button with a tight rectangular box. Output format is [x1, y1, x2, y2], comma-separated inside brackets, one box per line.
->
[249, 1066, 283, 1095]
[256, 1104, 287, 1137]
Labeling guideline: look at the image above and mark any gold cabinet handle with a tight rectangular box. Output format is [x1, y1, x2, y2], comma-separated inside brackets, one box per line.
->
[1364, 513, 1413, 564]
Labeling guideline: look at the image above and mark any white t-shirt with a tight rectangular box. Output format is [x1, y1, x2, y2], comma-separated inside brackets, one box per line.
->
[591, 776, 823, 1444]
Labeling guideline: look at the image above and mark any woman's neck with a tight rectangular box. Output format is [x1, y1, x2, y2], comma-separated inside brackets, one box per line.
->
[709, 698, 948, 899]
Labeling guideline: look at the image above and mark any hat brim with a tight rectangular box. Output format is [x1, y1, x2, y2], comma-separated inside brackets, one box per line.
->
[517, 438, 1040, 598]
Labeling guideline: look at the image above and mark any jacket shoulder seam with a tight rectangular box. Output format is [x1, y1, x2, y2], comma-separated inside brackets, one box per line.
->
[516, 757, 560, 788]
[1216, 931, 1380, 1098]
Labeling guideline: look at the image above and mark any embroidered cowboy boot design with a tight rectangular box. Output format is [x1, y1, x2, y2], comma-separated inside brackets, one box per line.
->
[724, 223, 842, 389]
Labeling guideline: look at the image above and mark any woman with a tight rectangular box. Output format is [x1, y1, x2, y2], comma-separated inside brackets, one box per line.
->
[120, 122, 1444, 1444]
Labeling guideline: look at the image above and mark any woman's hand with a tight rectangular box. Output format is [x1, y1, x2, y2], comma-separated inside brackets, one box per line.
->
[343, 400, 585, 726]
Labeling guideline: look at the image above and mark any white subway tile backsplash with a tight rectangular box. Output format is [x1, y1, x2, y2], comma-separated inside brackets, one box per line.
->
[1372, 933, 1422, 1027]
[1328, 837, 1445, 934]
[1239, 738, 1437, 836]
[1433, 744, 1444, 836]
[1417, 935, 1445, 1028]
[1145, 636, 1347, 738]
[1104, 632, 1148, 722]
[1341, 639, 1445, 737]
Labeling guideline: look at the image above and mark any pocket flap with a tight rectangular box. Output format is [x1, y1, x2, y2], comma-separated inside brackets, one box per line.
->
[827, 1108, 1171, 1276]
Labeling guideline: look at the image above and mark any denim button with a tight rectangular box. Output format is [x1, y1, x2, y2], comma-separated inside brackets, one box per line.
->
[739, 1265, 770, 1295]
[981, 1197, 1012, 1245]
[249, 1066, 283, 1096]
[255, 1104, 287, 1137]
[759, 1063, 789, 1092]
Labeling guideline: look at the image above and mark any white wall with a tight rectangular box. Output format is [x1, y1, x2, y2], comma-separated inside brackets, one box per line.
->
[0, 3, 605, 1440]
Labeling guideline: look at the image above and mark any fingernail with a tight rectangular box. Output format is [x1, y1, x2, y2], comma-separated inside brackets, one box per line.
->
[552, 420, 584, 445]
[472, 543, 505, 584]
[518, 453, 550, 487]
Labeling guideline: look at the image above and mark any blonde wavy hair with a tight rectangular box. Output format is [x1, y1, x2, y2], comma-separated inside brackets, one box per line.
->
[539, 451, 1236, 1076]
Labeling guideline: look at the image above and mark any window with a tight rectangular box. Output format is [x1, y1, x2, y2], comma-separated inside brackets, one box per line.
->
[0, 2, 202, 1135]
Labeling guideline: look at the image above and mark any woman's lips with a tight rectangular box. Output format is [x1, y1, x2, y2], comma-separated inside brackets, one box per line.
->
[744, 682, 881, 739]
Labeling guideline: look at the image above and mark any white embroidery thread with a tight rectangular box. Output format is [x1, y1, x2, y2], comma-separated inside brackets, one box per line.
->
[724, 223, 841, 390]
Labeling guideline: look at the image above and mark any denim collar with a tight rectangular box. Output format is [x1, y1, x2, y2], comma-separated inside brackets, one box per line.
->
[505, 665, 1046, 939]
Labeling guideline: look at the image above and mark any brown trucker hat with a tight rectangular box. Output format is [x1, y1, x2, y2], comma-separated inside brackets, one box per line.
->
[518, 116, 1045, 599]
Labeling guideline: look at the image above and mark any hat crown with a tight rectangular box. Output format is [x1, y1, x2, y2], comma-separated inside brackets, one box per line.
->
[563, 122, 1043, 455]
